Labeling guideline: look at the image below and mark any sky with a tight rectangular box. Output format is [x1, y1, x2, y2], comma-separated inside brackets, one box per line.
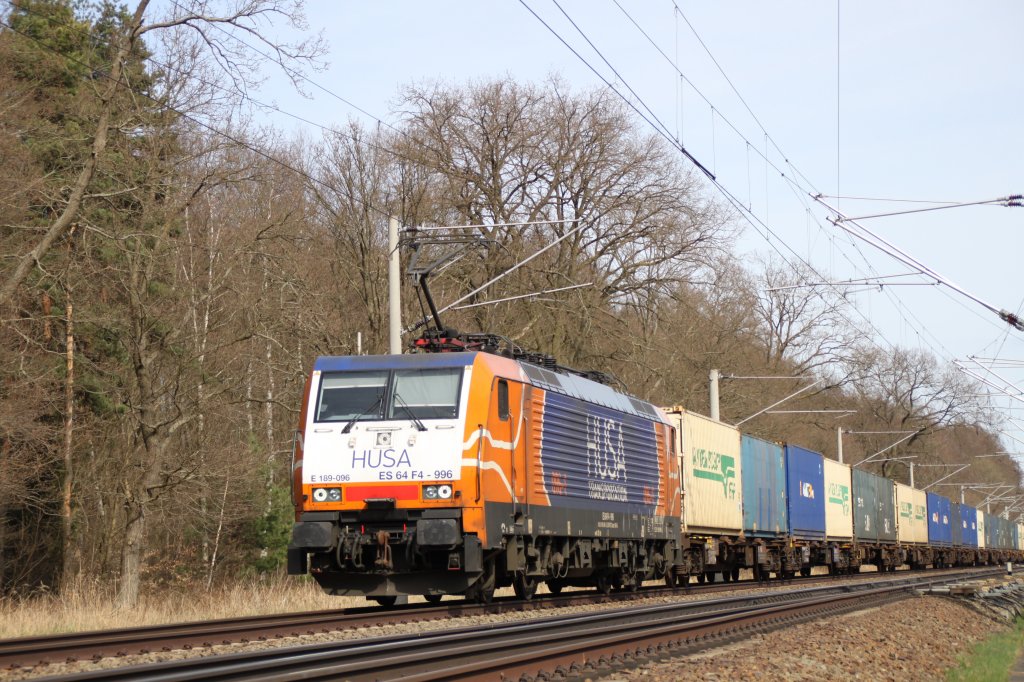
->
[215, 1, 1024, 454]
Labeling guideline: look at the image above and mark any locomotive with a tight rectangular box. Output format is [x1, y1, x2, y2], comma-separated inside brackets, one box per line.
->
[287, 334, 680, 604]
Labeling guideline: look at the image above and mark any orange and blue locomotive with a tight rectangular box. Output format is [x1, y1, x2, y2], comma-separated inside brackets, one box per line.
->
[287, 338, 680, 604]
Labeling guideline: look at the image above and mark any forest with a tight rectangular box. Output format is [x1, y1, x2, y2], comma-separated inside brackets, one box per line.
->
[0, 0, 1018, 608]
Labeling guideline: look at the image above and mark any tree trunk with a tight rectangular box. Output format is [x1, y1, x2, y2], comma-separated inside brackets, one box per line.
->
[116, 451, 164, 608]
[0, 439, 8, 594]
[60, 289, 75, 590]
[117, 484, 149, 609]
[265, 337, 275, 486]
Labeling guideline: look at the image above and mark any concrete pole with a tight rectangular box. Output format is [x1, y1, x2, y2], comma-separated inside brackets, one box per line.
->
[961, 486, 965, 504]
[388, 217, 401, 355]
[837, 427, 844, 464]
[709, 369, 720, 421]
[909, 462, 914, 488]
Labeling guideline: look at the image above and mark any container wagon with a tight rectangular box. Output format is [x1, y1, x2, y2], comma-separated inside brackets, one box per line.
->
[896, 482, 930, 568]
[784, 445, 826, 576]
[823, 457, 855, 573]
[740, 435, 787, 580]
[957, 504, 978, 565]
[927, 493, 954, 567]
[663, 407, 744, 583]
[852, 469, 899, 570]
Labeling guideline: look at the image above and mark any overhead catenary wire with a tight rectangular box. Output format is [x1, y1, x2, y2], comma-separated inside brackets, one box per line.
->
[817, 196, 1024, 332]
[519, 0, 714, 179]
[616, 0, 1011, 367]
[838, 195, 1022, 222]
[525, 0, 907, 360]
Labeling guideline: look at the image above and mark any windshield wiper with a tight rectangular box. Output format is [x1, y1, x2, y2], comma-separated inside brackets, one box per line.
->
[393, 393, 428, 432]
[341, 394, 384, 434]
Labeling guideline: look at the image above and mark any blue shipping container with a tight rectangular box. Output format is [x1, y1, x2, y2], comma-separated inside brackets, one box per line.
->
[784, 444, 826, 540]
[960, 504, 978, 547]
[927, 493, 952, 546]
[741, 435, 787, 537]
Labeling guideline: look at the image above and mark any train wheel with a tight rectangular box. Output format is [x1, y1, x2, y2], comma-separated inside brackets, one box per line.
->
[706, 571, 716, 583]
[800, 567, 811, 577]
[721, 569, 731, 583]
[664, 568, 677, 588]
[372, 596, 397, 607]
[547, 580, 564, 595]
[731, 567, 741, 582]
[696, 573, 706, 584]
[423, 594, 443, 604]
[595, 573, 612, 595]
[513, 573, 538, 600]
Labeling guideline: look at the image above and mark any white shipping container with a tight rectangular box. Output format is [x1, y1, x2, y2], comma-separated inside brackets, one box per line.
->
[977, 510, 985, 549]
[911, 488, 928, 544]
[823, 458, 853, 540]
[896, 483, 928, 544]
[665, 408, 743, 535]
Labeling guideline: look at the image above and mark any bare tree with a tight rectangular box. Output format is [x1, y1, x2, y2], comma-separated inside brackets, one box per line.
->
[394, 78, 731, 365]
[750, 256, 864, 382]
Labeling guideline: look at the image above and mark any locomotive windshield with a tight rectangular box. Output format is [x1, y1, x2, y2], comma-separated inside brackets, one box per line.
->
[315, 367, 462, 424]
[316, 371, 388, 422]
[389, 368, 461, 420]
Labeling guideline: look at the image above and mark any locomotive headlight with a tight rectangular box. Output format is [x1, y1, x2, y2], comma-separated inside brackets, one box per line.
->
[312, 487, 341, 502]
[423, 484, 453, 500]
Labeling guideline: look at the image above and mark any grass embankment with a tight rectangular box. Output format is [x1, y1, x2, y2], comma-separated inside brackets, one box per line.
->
[0, 576, 365, 639]
[947, 616, 1024, 682]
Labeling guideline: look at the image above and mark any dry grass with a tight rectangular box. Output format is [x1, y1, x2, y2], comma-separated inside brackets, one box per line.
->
[0, 565, 850, 640]
[0, 575, 368, 640]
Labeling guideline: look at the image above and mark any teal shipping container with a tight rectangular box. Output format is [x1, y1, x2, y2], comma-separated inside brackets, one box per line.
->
[741, 435, 787, 538]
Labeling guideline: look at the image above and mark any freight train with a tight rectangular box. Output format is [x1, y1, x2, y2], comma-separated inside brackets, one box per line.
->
[287, 341, 1023, 604]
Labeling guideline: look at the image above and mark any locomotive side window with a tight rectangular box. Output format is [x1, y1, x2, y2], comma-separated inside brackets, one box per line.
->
[497, 379, 509, 421]
[316, 371, 388, 423]
[389, 368, 462, 420]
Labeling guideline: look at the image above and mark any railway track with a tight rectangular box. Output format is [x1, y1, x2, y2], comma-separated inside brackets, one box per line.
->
[0, 568, 901, 670]
[20, 567, 1002, 681]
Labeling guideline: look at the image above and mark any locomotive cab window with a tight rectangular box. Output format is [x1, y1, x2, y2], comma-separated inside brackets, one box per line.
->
[389, 368, 462, 420]
[316, 371, 388, 423]
[497, 379, 509, 421]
